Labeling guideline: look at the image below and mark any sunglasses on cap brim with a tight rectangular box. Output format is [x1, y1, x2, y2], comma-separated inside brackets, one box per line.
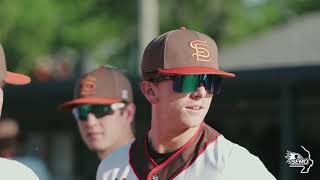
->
[72, 102, 126, 122]
[149, 74, 222, 95]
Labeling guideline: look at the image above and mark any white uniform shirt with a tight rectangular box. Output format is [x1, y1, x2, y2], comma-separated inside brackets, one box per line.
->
[0, 157, 39, 180]
[97, 123, 276, 180]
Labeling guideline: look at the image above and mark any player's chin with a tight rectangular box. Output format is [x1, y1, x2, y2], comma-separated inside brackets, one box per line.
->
[85, 138, 103, 148]
[181, 117, 204, 128]
[184, 111, 206, 120]
[88, 143, 106, 152]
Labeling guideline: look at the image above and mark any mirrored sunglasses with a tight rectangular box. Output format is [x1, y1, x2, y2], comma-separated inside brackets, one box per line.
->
[150, 74, 222, 95]
[72, 102, 126, 121]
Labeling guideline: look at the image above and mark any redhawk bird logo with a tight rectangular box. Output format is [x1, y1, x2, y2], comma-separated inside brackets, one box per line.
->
[285, 146, 314, 173]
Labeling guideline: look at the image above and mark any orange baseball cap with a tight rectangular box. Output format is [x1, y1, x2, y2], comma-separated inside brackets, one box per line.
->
[0, 44, 31, 85]
[60, 66, 133, 109]
[141, 27, 235, 78]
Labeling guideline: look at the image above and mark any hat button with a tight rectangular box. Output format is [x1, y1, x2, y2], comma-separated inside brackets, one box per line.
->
[180, 27, 187, 30]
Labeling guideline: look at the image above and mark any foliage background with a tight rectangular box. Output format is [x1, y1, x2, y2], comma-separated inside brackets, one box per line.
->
[1, 0, 320, 77]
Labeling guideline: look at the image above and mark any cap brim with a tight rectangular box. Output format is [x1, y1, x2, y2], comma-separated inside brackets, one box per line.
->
[59, 97, 123, 110]
[158, 66, 235, 78]
[5, 71, 31, 85]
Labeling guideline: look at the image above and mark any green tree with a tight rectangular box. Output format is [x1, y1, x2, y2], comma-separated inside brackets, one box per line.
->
[1, 0, 320, 76]
[0, 0, 59, 73]
[0, 0, 137, 75]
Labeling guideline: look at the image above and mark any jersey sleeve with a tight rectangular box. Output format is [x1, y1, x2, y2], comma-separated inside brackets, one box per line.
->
[223, 144, 277, 180]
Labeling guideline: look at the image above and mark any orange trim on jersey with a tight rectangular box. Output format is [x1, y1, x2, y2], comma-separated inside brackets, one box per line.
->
[171, 133, 221, 179]
[146, 123, 205, 180]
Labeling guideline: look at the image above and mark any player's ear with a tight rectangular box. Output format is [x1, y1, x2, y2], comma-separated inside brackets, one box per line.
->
[140, 80, 159, 104]
[122, 103, 136, 123]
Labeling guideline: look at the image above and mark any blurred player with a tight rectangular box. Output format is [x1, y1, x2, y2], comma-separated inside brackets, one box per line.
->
[0, 118, 52, 180]
[60, 66, 136, 160]
[97, 27, 276, 180]
[0, 43, 39, 180]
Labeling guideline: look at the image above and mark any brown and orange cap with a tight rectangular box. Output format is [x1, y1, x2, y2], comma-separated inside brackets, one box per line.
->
[0, 44, 31, 85]
[60, 66, 133, 109]
[141, 27, 235, 79]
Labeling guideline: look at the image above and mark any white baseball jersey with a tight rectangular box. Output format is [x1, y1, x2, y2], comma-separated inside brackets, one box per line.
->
[97, 123, 276, 180]
[0, 157, 39, 180]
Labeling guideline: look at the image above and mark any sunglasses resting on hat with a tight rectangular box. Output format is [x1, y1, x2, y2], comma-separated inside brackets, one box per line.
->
[149, 74, 222, 95]
[72, 102, 126, 121]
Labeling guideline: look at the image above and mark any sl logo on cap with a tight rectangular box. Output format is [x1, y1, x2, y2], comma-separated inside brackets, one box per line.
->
[79, 75, 96, 97]
[189, 40, 211, 62]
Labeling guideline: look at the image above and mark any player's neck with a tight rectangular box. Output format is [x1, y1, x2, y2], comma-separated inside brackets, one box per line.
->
[97, 132, 134, 160]
[148, 124, 199, 154]
[97, 148, 112, 160]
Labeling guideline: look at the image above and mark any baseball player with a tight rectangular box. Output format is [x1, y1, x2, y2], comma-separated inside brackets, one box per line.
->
[96, 27, 276, 180]
[0, 43, 39, 180]
[60, 66, 136, 160]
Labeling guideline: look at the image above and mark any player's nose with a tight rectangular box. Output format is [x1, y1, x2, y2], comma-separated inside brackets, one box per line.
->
[190, 82, 207, 99]
[86, 113, 99, 125]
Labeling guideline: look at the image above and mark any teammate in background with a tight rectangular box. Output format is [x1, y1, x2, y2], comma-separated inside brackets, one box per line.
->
[0, 43, 39, 180]
[0, 118, 52, 180]
[60, 66, 136, 160]
[97, 27, 276, 180]
[0, 118, 19, 158]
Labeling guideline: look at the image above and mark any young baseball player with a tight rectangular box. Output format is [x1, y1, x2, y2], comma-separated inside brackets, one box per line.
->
[60, 66, 136, 160]
[96, 27, 276, 180]
[0, 43, 39, 180]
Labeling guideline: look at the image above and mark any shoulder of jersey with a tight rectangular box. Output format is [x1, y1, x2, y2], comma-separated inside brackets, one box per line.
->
[0, 158, 39, 180]
[101, 140, 133, 166]
[217, 138, 277, 180]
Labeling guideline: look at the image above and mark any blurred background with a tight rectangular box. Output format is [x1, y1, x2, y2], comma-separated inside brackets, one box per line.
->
[1, 0, 319, 179]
